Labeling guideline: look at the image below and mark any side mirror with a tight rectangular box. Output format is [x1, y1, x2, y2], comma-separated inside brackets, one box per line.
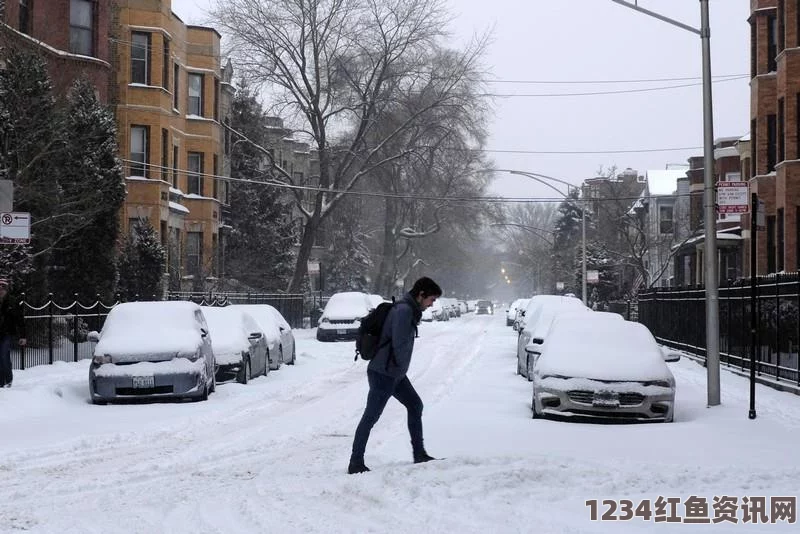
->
[525, 342, 543, 354]
[532, 338, 544, 345]
[520, 311, 526, 317]
[664, 352, 681, 363]
[279, 326, 286, 332]
[87, 331, 100, 343]
[248, 332, 263, 341]
[201, 328, 208, 338]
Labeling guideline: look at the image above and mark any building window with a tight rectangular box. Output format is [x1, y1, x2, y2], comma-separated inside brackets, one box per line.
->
[767, 114, 777, 172]
[162, 39, 170, 91]
[186, 232, 203, 277]
[751, 21, 757, 78]
[131, 32, 151, 84]
[779, 1, 786, 53]
[161, 129, 169, 181]
[767, 215, 777, 273]
[659, 206, 674, 234]
[172, 145, 179, 188]
[752, 118, 758, 176]
[188, 73, 204, 116]
[173, 63, 180, 110]
[214, 79, 220, 121]
[778, 208, 785, 272]
[19, 0, 31, 35]
[779, 97, 785, 163]
[213, 154, 219, 199]
[70, 0, 94, 56]
[130, 125, 149, 177]
[769, 15, 778, 72]
[187, 152, 203, 195]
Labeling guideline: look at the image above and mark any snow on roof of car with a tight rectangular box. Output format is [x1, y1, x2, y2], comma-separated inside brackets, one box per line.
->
[323, 292, 371, 319]
[537, 320, 673, 382]
[228, 305, 282, 346]
[200, 307, 255, 359]
[95, 301, 205, 356]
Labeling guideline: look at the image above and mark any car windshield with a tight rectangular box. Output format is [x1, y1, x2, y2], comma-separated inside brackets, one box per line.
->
[477, 300, 492, 306]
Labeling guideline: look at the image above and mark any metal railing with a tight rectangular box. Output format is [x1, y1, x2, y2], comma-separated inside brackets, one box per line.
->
[638, 273, 800, 386]
[9, 291, 309, 371]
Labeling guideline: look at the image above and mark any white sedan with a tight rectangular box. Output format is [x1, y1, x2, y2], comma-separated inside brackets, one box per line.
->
[531, 319, 680, 423]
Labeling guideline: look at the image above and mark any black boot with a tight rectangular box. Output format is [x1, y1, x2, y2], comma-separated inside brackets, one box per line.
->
[348, 459, 371, 474]
[413, 450, 436, 464]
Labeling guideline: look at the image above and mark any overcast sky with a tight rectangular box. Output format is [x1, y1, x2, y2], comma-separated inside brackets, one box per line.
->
[171, 0, 750, 199]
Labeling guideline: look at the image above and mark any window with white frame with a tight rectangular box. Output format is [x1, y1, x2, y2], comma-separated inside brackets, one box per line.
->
[130, 125, 149, 177]
[187, 152, 203, 195]
[131, 32, 150, 84]
[186, 232, 202, 276]
[70, 0, 94, 56]
[659, 205, 674, 234]
[188, 73, 203, 116]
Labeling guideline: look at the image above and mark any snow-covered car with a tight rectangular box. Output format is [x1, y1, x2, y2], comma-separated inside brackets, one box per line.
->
[87, 301, 215, 404]
[458, 300, 468, 314]
[475, 299, 494, 315]
[316, 292, 372, 341]
[229, 304, 293, 369]
[516, 295, 585, 371]
[518, 310, 619, 380]
[368, 294, 387, 310]
[429, 299, 449, 321]
[201, 306, 270, 384]
[506, 298, 526, 327]
[512, 298, 530, 330]
[531, 320, 679, 422]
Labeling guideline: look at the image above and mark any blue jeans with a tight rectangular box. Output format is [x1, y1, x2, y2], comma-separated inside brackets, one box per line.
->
[0, 335, 12, 386]
[351, 370, 424, 462]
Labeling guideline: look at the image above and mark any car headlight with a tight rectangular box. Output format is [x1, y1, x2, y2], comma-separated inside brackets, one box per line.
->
[92, 354, 112, 365]
[321, 317, 329, 324]
[643, 380, 672, 388]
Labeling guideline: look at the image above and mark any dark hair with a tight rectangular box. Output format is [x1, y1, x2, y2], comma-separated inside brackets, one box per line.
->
[410, 277, 442, 298]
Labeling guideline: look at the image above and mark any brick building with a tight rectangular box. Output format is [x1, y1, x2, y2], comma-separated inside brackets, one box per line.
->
[0, 0, 112, 101]
[114, 0, 234, 291]
[744, 0, 800, 276]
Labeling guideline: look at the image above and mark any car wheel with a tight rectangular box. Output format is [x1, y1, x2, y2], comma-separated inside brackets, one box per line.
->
[279, 346, 284, 367]
[526, 355, 534, 382]
[210, 373, 216, 394]
[199, 381, 209, 402]
[531, 390, 540, 419]
[516, 356, 522, 376]
[288, 345, 296, 365]
[237, 357, 251, 385]
[92, 398, 107, 406]
[264, 350, 270, 376]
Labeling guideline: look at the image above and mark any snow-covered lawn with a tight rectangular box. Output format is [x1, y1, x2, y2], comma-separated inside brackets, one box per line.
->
[1, 314, 798, 533]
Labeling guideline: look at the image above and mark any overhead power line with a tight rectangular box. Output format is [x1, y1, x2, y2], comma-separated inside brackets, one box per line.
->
[482, 74, 748, 84]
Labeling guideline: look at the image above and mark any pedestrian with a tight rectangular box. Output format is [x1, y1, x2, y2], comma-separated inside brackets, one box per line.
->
[0, 278, 26, 388]
[348, 277, 442, 474]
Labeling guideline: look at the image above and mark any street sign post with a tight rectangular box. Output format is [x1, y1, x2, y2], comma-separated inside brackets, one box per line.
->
[0, 212, 31, 244]
[0, 180, 12, 212]
[717, 181, 750, 214]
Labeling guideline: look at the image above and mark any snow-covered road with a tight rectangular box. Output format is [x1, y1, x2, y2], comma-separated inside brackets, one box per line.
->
[1, 313, 799, 533]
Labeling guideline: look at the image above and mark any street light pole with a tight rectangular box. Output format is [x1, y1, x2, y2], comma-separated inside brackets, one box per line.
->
[610, 0, 720, 407]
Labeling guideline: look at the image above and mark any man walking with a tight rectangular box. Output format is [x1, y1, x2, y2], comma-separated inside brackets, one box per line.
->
[349, 277, 442, 474]
[0, 278, 26, 388]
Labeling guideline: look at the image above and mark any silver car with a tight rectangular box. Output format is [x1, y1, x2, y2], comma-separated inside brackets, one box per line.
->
[202, 306, 270, 384]
[531, 320, 679, 423]
[88, 302, 216, 404]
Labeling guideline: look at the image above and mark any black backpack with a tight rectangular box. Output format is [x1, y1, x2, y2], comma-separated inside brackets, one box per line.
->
[354, 300, 395, 362]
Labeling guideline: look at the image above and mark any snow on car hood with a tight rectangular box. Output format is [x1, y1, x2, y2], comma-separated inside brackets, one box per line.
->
[322, 292, 371, 320]
[94, 302, 204, 358]
[536, 320, 674, 382]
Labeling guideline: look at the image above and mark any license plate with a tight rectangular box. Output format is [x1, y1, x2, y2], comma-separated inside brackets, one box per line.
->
[337, 329, 347, 335]
[132, 376, 154, 389]
[593, 390, 619, 408]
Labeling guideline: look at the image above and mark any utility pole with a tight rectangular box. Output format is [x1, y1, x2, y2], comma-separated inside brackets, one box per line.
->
[610, 0, 720, 406]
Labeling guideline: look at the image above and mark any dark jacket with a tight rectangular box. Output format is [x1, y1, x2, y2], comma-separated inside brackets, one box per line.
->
[368, 292, 421, 378]
[0, 295, 26, 339]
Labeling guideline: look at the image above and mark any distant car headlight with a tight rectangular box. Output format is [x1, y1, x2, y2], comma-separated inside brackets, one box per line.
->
[92, 354, 112, 365]
[642, 380, 672, 388]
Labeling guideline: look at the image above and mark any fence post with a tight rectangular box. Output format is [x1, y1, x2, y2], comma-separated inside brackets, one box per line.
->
[19, 293, 26, 371]
[776, 274, 781, 381]
[73, 293, 79, 363]
[48, 293, 54, 365]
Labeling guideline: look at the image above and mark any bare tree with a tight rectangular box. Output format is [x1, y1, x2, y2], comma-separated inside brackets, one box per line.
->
[213, 0, 488, 292]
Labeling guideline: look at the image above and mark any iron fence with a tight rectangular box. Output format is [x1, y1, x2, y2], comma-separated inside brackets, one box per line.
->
[9, 291, 309, 371]
[638, 273, 800, 386]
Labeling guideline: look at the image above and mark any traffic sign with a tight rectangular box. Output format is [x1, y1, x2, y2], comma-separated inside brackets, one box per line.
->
[717, 181, 750, 214]
[0, 212, 31, 244]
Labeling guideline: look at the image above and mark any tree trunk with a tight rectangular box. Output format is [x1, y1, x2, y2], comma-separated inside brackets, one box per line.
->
[287, 213, 319, 293]
[373, 196, 398, 296]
